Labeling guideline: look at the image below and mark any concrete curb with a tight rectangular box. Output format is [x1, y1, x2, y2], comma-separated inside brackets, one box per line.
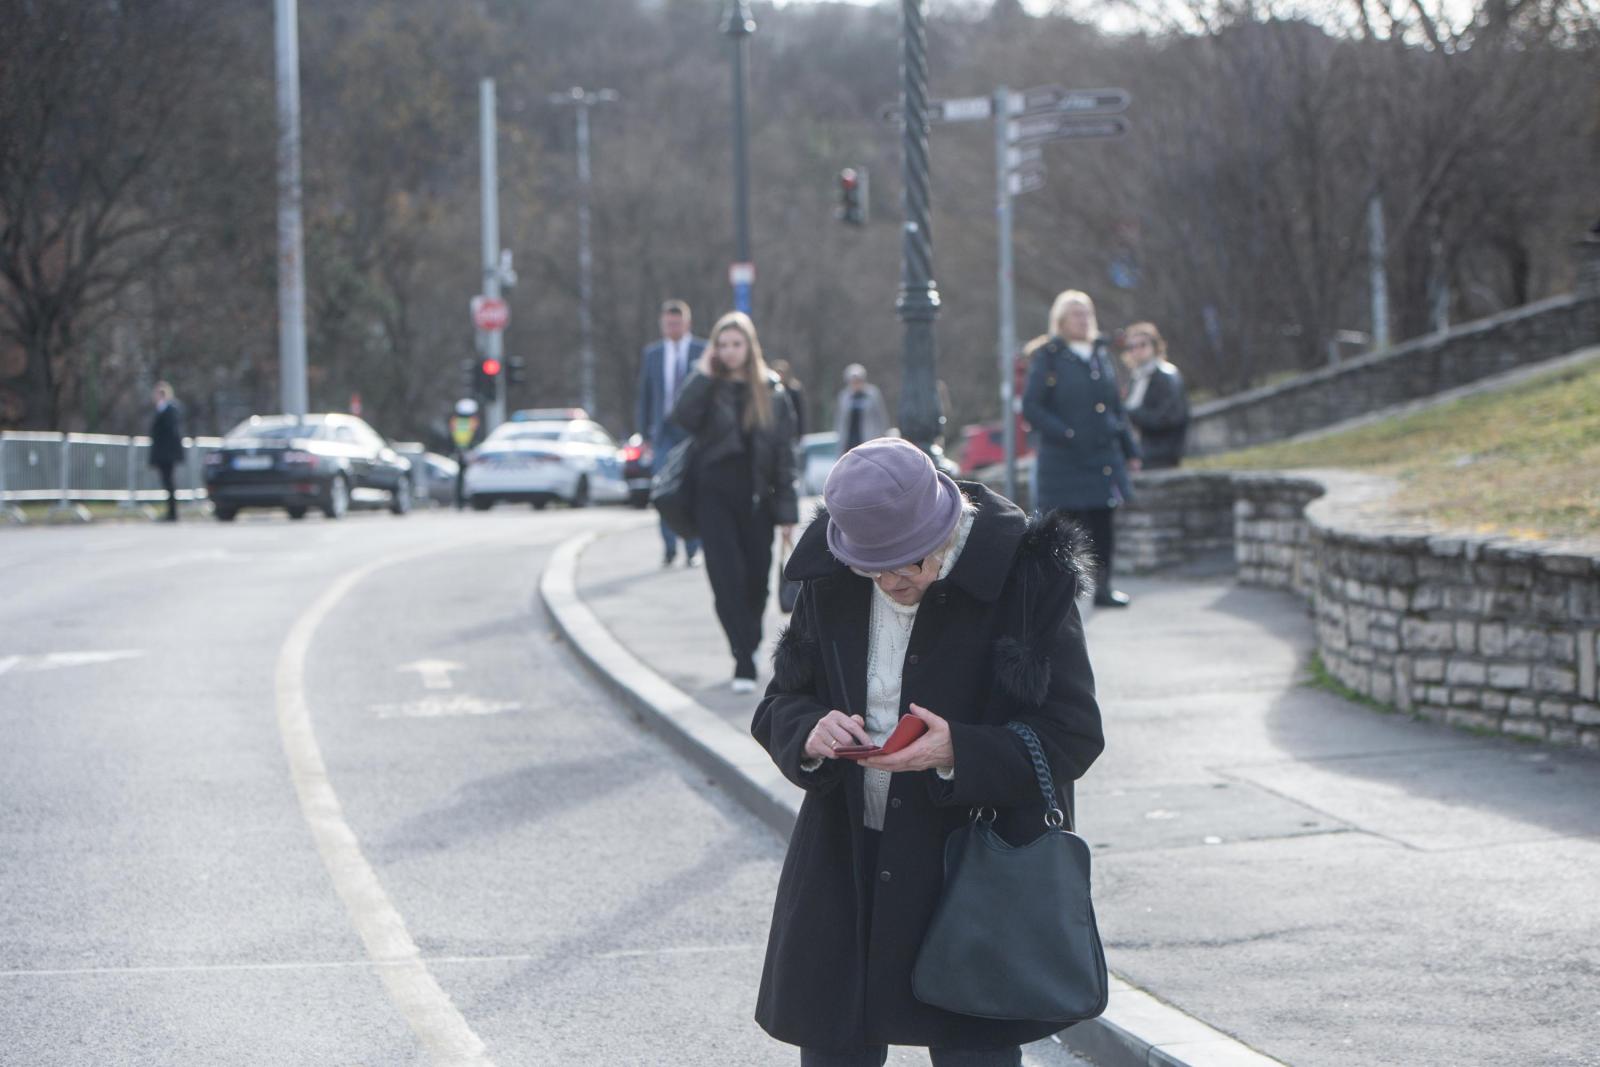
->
[540, 530, 1286, 1067]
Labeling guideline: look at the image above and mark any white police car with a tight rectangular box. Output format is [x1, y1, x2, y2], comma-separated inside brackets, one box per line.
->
[463, 413, 629, 510]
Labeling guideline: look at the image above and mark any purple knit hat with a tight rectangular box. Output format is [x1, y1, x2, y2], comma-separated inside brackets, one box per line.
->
[823, 438, 963, 571]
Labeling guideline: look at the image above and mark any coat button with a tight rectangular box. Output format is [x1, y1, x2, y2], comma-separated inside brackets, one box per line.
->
[1090, 371, 1100, 380]
[936, 593, 948, 605]
[879, 870, 892, 883]
[1095, 402, 1106, 413]
[908, 653, 919, 665]
[1103, 466, 1112, 476]
[891, 797, 902, 809]
[1065, 429, 1075, 439]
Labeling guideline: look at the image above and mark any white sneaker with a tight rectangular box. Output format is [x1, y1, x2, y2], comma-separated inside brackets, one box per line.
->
[731, 677, 756, 694]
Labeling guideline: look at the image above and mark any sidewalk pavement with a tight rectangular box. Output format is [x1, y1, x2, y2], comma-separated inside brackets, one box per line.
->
[564, 513, 1600, 1067]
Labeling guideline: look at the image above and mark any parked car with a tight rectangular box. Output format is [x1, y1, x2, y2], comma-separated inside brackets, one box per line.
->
[463, 417, 629, 510]
[956, 419, 1032, 472]
[420, 452, 460, 507]
[621, 433, 653, 509]
[509, 407, 590, 423]
[799, 431, 839, 497]
[205, 413, 413, 521]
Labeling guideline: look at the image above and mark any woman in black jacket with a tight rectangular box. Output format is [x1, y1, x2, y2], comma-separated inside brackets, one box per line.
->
[670, 311, 800, 691]
[1119, 322, 1190, 470]
[753, 439, 1104, 1063]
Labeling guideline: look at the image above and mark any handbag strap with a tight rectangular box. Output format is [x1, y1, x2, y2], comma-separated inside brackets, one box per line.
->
[1006, 721, 1070, 831]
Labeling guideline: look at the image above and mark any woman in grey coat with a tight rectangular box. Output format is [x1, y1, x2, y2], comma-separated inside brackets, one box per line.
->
[1021, 290, 1140, 607]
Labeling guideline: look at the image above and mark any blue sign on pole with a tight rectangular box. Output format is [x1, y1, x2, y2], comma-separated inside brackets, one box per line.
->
[730, 262, 755, 314]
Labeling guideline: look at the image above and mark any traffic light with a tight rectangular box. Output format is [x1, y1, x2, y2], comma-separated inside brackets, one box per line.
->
[836, 167, 868, 227]
[474, 356, 502, 399]
[506, 355, 527, 386]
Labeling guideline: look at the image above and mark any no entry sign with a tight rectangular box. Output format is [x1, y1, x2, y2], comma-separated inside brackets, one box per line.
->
[471, 296, 509, 333]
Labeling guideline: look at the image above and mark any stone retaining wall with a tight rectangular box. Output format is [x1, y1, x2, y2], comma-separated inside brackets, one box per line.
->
[1089, 467, 1600, 750]
[1187, 293, 1600, 455]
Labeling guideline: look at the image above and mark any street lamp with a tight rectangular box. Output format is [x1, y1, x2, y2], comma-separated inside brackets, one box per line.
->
[896, 0, 943, 457]
[549, 87, 618, 417]
[723, 1, 756, 314]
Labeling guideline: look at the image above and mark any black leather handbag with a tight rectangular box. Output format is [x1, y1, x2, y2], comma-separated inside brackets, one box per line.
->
[911, 721, 1108, 1024]
[649, 437, 697, 540]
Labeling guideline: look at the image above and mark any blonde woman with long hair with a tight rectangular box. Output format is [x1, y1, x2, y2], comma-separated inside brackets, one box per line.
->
[1021, 290, 1140, 607]
[669, 311, 800, 690]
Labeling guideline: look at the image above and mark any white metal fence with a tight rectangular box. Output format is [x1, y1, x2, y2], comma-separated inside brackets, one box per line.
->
[0, 431, 429, 513]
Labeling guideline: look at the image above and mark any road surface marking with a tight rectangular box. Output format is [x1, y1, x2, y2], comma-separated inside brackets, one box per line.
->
[277, 550, 497, 1067]
[371, 695, 520, 719]
[397, 659, 464, 690]
[0, 650, 145, 674]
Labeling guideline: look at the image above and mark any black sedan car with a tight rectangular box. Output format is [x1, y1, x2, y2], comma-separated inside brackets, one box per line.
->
[205, 413, 413, 521]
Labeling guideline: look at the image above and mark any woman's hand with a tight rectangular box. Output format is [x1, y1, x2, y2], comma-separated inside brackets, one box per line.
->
[696, 349, 716, 376]
[1128, 457, 1143, 473]
[780, 524, 795, 546]
[859, 704, 954, 773]
[805, 710, 872, 761]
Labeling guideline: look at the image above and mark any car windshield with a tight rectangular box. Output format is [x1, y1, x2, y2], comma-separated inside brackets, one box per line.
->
[488, 424, 564, 442]
[226, 419, 322, 441]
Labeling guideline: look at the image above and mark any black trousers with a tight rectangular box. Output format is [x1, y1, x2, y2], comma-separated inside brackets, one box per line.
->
[801, 1043, 1020, 1065]
[1062, 507, 1114, 595]
[693, 458, 773, 678]
[156, 462, 178, 521]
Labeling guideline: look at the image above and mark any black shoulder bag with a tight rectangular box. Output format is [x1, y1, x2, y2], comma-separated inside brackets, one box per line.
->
[911, 721, 1108, 1024]
[649, 436, 698, 540]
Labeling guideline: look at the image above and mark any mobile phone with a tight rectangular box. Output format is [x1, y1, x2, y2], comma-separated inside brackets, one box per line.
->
[835, 715, 928, 760]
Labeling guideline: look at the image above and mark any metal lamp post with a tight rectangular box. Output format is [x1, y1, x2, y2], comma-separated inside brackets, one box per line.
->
[550, 87, 618, 416]
[896, 0, 943, 455]
[724, 1, 756, 314]
[274, 0, 308, 418]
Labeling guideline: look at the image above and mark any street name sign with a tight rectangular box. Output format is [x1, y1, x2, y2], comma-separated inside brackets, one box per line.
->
[1008, 115, 1129, 146]
[1008, 86, 1131, 116]
[471, 295, 509, 332]
[879, 95, 994, 126]
[1009, 169, 1046, 196]
[1006, 144, 1042, 170]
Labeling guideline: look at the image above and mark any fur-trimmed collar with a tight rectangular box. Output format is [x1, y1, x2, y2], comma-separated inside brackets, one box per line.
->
[785, 481, 1085, 602]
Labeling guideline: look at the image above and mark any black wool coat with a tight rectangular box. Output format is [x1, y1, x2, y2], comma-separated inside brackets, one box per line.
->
[751, 483, 1105, 1052]
[1022, 337, 1139, 513]
[1127, 362, 1189, 470]
[670, 369, 800, 525]
[147, 403, 185, 469]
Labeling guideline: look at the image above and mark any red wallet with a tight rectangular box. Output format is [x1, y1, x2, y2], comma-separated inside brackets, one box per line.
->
[834, 714, 928, 760]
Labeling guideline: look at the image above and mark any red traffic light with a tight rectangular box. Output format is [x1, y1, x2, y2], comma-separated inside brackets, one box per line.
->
[840, 168, 859, 189]
[481, 358, 502, 377]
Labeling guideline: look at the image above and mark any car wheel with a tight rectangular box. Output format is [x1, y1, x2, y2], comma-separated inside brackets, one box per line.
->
[286, 506, 307, 520]
[470, 495, 493, 511]
[390, 478, 412, 516]
[530, 497, 548, 511]
[214, 507, 238, 522]
[322, 475, 350, 519]
[569, 477, 590, 509]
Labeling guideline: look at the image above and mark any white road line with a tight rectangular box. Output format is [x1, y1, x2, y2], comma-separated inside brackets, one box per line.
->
[397, 659, 463, 690]
[0, 944, 763, 979]
[276, 549, 498, 1067]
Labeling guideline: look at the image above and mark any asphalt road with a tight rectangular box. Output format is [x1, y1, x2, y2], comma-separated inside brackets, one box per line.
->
[0, 508, 1093, 1067]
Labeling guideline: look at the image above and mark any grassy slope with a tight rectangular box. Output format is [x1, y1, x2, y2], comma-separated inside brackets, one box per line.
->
[1191, 359, 1600, 540]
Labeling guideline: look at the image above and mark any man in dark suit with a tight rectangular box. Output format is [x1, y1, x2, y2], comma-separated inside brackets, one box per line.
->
[147, 381, 185, 522]
[635, 299, 706, 565]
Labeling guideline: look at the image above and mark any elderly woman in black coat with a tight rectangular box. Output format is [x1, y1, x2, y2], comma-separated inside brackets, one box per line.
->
[1022, 289, 1140, 608]
[753, 437, 1105, 1066]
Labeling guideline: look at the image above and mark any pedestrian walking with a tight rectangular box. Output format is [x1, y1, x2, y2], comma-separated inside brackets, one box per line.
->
[1119, 322, 1189, 470]
[754, 437, 1105, 1063]
[771, 359, 808, 438]
[636, 299, 705, 566]
[1021, 290, 1140, 608]
[668, 311, 799, 692]
[834, 364, 889, 455]
[147, 381, 185, 523]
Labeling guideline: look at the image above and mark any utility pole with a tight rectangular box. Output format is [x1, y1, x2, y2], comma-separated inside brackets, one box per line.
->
[1368, 191, 1390, 351]
[724, 1, 756, 315]
[896, 0, 944, 457]
[994, 85, 1018, 502]
[274, 0, 308, 418]
[550, 88, 617, 417]
[479, 79, 508, 431]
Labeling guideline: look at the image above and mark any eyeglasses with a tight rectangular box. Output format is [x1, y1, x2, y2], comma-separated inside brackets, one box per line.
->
[851, 557, 929, 580]
[1123, 338, 1154, 350]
